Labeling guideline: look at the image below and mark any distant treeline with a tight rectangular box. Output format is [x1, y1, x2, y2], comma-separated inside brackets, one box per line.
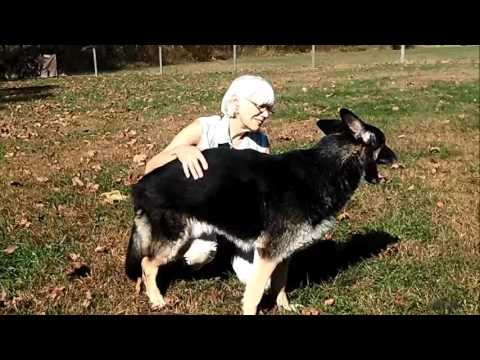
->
[0, 45, 412, 80]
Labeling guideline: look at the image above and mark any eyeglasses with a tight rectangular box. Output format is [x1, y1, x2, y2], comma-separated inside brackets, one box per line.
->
[245, 99, 275, 114]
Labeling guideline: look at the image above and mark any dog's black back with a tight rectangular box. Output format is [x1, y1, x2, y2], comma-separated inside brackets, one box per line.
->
[135, 145, 346, 236]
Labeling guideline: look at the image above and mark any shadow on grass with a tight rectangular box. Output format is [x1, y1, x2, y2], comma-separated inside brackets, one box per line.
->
[286, 230, 399, 291]
[0, 85, 57, 109]
[155, 230, 399, 301]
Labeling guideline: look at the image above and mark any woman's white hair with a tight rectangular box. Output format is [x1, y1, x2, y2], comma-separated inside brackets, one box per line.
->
[220, 75, 275, 117]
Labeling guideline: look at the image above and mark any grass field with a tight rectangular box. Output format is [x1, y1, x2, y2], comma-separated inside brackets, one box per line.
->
[1, 45, 479, 314]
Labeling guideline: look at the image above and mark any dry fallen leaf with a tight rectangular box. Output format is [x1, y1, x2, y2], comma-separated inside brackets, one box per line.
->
[48, 286, 65, 302]
[436, 201, 445, 209]
[337, 212, 350, 221]
[378, 174, 389, 183]
[324, 298, 335, 306]
[86, 150, 97, 158]
[133, 153, 147, 164]
[57, 204, 67, 215]
[0, 289, 7, 304]
[86, 183, 100, 193]
[68, 253, 81, 262]
[127, 138, 137, 146]
[100, 190, 128, 204]
[72, 176, 84, 187]
[82, 290, 93, 308]
[394, 294, 405, 306]
[301, 307, 321, 315]
[19, 218, 31, 228]
[94, 246, 108, 254]
[10, 294, 25, 310]
[36, 177, 49, 183]
[4, 245, 18, 255]
[407, 185, 415, 191]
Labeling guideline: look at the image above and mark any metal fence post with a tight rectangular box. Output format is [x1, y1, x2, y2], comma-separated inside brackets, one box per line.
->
[92, 47, 98, 77]
[233, 45, 237, 73]
[159, 46, 163, 75]
[312, 45, 316, 68]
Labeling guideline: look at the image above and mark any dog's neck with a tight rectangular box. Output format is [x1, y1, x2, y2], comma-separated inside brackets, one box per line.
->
[299, 137, 366, 221]
[313, 134, 366, 175]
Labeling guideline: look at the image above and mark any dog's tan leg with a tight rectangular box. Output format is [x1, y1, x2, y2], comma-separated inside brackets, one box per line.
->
[242, 249, 279, 315]
[141, 256, 167, 310]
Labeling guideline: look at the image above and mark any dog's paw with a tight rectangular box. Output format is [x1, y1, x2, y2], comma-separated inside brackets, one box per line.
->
[276, 293, 303, 313]
[150, 298, 166, 311]
[184, 239, 217, 269]
[242, 304, 258, 315]
[147, 288, 166, 311]
[279, 303, 303, 313]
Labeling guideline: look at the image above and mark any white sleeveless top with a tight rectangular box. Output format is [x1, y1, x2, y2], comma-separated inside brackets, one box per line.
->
[197, 115, 270, 153]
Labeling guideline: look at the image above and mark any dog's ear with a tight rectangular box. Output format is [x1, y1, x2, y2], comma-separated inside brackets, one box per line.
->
[377, 145, 397, 165]
[316, 119, 345, 135]
[339, 108, 375, 144]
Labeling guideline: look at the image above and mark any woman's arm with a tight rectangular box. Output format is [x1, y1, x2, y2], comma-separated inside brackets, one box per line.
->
[144, 118, 208, 179]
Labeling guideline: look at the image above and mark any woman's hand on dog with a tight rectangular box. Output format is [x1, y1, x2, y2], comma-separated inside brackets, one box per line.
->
[173, 145, 208, 180]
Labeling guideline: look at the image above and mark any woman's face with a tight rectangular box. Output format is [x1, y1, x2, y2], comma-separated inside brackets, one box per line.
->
[236, 97, 274, 131]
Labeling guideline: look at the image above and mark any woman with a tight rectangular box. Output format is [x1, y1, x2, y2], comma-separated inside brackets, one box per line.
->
[144, 74, 275, 286]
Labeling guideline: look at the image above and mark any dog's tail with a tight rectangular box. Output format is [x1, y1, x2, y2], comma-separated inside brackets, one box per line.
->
[125, 209, 152, 280]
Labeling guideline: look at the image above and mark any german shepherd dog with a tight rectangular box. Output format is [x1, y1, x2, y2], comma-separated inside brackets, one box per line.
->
[125, 108, 397, 314]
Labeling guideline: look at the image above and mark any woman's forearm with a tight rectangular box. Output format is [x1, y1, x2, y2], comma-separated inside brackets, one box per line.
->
[144, 149, 178, 174]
